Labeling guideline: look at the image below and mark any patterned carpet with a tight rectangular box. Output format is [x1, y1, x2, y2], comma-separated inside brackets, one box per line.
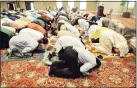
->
[1, 57, 136, 87]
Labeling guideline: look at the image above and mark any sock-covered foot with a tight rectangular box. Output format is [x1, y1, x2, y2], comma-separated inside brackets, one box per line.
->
[49, 66, 56, 76]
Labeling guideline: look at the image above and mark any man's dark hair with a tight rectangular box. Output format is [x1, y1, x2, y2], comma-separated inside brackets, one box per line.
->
[59, 7, 64, 11]
[88, 21, 98, 26]
[51, 27, 58, 36]
[128, 46, 134, 53]
[112, 47, 116, 53]
[42, 37, 48, 44]
[58, 23, 64, 31]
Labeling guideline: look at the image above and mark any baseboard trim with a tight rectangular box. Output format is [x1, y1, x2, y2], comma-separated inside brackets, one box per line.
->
[84, 11, 97, 13]
[112, 13, 122, 15]
[132, 16, 136, 18]
[84, 11, 122, 15]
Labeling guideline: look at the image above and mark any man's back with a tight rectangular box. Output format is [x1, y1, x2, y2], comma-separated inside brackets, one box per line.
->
[19, 28, 44, 41]
[9, 33, 39, 55]
[55, 36, 85, 53]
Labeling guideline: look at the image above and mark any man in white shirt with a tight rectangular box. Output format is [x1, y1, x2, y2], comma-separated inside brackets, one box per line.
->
[50, 11, 57, 17]
[58, 20, 80, 36]
[58, 16, 68, 21]
[78, 19, 90, 31]
[19, 28, 44, 41]
[57, 30, 80, 40]
[49, 36, 101, 78]
[89, 27, 129, 57]
[8, 28, 48, 57]
[72, 18, 97, 34]
[46, 13, 54, 20]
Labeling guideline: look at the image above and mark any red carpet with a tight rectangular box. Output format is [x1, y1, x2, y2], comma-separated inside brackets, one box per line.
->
[1, 57, 136, 87]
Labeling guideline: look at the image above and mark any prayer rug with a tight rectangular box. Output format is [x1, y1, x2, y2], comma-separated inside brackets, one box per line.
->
[0, 49, 45, 61]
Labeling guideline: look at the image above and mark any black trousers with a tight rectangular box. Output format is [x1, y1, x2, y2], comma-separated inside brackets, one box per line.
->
[71, 18, 80, 26]
[50, 61, 81, 78]
[91, 38, 99, 43]
[0, 32, 11, 49]
[50, 57, 101, 79]
[50, 46, 82, 78]
[57, 23, 64, 31]
[88, 21, 98, 26]
[50, 46, 101, 78]
[91, 16, 102, 22]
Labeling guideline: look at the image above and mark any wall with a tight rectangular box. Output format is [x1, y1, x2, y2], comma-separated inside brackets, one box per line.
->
[45, 2, 56, 8]
[0, 1, 105, 12]
[127, 2, 136, 18]
[87, 2, 97, 11]
[74, 1, 80, 9]
[98, 1, 124, 15]
[34, 1, 56, 10]
[62, 1, 68, 10]
[34, 2, 44, 10]
[1, 1, 26, 11]
[1, 1, 56, 11]
[117, 1, 136, 18]
[1, 1, 8, 11]
[62, 1, 97, 11]
[132, 2, 136, 18]
[0, 1, 136, 18]
[19, 2, 26, 9]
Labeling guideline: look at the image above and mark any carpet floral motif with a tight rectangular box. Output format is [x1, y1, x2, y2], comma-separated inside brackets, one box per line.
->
[1, 57, 136, 87]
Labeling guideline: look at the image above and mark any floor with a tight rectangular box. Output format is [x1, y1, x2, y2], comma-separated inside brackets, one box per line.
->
[92, 12, 136, 28]
[0, 15, 136, 87]
[111, 15, 136, 28]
